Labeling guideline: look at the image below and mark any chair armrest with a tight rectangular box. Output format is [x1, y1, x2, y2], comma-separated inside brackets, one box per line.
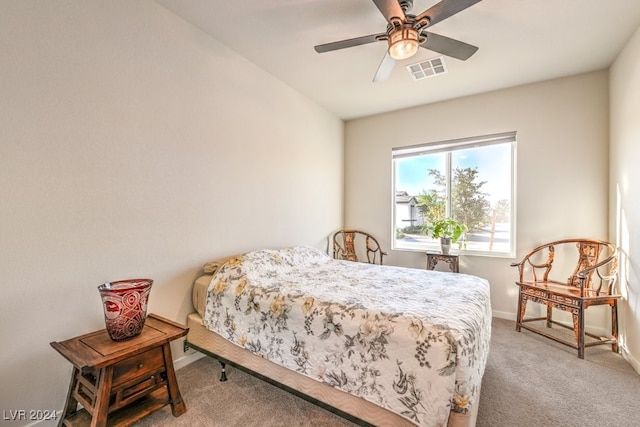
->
[514, 239, 618, 295]
[575, 247, 619, 294]
[576, 250, 618, 279]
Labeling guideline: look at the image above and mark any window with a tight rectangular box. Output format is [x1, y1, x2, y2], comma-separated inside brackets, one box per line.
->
[393, 132, 516, 257]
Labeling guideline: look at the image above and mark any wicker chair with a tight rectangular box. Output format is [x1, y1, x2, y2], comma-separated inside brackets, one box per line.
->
[332, 229, 387, 265]
[511, 239, 620, 358]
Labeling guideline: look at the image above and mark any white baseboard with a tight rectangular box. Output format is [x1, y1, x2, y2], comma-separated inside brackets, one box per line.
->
[621, 345, 640, 374]
[24, 414, 61, 427]
[492, 310, 516, 321]
[174, 348, 206, 370]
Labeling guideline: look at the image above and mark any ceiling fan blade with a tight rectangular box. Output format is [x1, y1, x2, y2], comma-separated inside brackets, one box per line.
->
[372, 0, 406, 23]
[416, 0, 481, 27]
[373, 52, 396, 83]
[314, 33, 383, 53]
[420, 32, 478, 60]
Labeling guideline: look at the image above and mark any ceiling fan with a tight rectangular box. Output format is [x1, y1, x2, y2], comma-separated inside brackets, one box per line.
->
[314, 0, 481, 82]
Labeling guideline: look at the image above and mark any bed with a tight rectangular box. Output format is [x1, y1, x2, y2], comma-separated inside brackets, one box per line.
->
[185, 246, 491, 427]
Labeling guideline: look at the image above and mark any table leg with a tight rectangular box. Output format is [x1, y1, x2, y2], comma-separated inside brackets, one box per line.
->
[451, 258, 459, 273]
[91, 365, 114, 427]
[58, 367, 80, 427]
[161, 343, 187, 417]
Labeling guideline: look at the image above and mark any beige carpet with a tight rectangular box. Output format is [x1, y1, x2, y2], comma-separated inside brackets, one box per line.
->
[135, 318, 639, 426]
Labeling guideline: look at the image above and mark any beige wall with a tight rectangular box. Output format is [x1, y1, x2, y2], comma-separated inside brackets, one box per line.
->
[2, 0, 638, 421]
[0, 0, 343, 421]
[610, 25, 640, 372]
[345, 71, 610, 322]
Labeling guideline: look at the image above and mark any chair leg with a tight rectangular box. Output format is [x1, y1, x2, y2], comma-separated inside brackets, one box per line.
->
[611, 300, 619, 353]
[515, 291, 526, 332]
[574, 308, 585, 359]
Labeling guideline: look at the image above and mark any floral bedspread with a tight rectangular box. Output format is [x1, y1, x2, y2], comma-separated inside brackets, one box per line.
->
[203, 246, 491, 427]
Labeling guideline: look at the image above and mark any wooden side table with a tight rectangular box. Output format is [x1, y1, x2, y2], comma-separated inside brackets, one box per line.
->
[51, 313, 188, 427]
[426, 252, 460, 273]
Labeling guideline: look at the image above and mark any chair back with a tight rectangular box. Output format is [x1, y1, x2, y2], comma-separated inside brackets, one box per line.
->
[333, 229, 386, 265]
[512, 239, 618, 295]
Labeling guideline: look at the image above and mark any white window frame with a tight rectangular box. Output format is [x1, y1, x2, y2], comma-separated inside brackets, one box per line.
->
[392, 132, 517, 257]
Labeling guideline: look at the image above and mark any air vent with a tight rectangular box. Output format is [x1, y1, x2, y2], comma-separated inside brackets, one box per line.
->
[407, 56, 447, 81]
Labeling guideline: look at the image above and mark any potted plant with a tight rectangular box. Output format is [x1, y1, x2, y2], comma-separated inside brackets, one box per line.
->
[424, 217, 468, 254]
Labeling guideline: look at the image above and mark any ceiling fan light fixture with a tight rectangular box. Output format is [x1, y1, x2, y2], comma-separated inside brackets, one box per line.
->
[388, 28, 419, 60]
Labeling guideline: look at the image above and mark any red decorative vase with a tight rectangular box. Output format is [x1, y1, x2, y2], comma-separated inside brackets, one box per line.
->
[98, 279, 153, 341]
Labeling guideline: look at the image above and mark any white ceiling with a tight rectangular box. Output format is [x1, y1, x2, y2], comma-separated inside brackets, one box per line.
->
[154, 0, 640, 120]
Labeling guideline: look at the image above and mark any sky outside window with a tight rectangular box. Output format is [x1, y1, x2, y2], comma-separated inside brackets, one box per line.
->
[396, 143, 511, 203]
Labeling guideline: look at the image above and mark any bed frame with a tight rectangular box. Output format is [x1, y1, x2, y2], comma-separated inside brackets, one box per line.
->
[184, 312, 479, 427]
